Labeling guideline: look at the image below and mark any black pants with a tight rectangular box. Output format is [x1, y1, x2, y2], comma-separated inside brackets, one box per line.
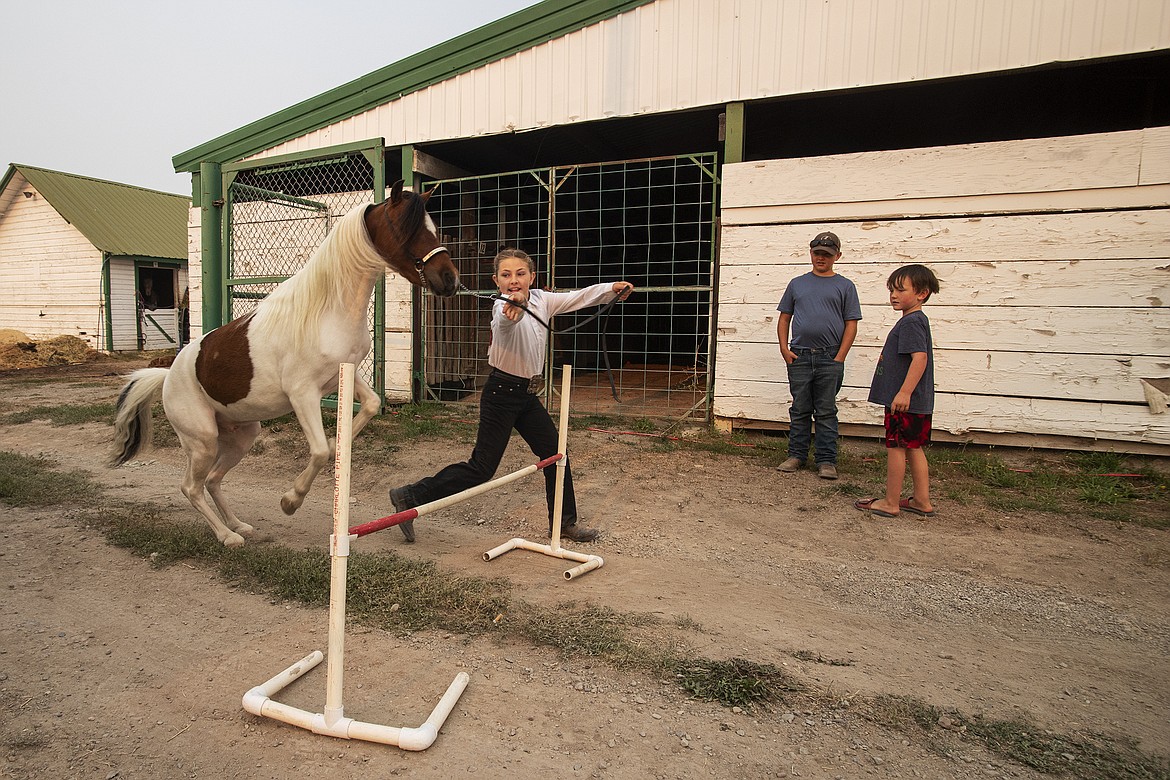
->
[408, 369, 578, 526]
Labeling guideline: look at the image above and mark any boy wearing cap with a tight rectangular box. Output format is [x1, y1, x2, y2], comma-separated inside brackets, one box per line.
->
[775, 231, 862, 479]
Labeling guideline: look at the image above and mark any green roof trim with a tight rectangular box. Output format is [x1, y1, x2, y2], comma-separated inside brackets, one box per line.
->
[2, 164, 190, 259]
[172, 0, 656, 173]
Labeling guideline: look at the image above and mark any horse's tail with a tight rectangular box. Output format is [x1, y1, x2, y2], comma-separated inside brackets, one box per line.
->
[109, 368, 168, 467]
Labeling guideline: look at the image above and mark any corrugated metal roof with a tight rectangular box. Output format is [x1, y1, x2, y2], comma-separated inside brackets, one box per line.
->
[2, 164, 189, 259]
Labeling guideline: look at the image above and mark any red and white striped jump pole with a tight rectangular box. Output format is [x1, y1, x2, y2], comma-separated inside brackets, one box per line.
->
[349, 454, 563, 538]
[242, 362, 469, 751]
[482, 365, 605, 580]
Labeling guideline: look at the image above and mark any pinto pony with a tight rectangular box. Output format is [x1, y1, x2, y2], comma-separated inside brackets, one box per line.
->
[109, 182, 458, 547]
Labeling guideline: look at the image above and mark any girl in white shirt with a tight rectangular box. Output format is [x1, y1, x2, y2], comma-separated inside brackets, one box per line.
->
[389, 248, 634, 543]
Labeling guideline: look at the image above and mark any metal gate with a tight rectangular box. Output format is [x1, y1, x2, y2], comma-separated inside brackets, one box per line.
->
[422, 153, 718, 421]
[221, 146, 383, 394]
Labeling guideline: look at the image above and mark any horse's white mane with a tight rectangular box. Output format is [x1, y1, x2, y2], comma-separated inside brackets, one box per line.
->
[254, 204, 386, 350]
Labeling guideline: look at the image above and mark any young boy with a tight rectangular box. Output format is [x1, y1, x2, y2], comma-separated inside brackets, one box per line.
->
[855, 264, 940, 518]
[775, 231, 862, 480]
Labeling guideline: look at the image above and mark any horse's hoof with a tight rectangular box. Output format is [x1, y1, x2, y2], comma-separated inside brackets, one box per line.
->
[222, 533, 246, 548]
[280, 494, 302, 515]
[236, 522, 256, 537]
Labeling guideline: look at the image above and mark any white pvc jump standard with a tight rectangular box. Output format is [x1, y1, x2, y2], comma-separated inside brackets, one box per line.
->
[241, 362, 469, 751]
[482, 365, 605, 581]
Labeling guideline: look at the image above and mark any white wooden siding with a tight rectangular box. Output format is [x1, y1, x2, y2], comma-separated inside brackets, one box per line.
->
[382, 275, 414, 402]
[716, 127, 1170, 451]
[0, 181, 104, 348]
[251, 0, 1170, 161]
[186, 206, 203, 337]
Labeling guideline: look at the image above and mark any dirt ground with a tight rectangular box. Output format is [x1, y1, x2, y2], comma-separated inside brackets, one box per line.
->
[1, 356, 1168, 780]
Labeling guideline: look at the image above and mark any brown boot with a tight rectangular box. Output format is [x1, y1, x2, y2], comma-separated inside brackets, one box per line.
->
[558, 524, 599, 543]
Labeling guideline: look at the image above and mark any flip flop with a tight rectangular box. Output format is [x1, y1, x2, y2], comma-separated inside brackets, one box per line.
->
[899, 498, 936, 517]
[854, 498, 897, 518]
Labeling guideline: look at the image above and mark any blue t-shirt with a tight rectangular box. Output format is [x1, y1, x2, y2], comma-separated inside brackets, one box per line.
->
[777, 272, 862, 349]
[868, 310, 935, 414]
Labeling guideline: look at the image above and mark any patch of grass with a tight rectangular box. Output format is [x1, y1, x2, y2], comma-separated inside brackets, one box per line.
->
[675, 657, 802, 710]
[963, 715, 1170, 778]
[1, 402, 115, 426]
[0, 451, 100, 507]
[375, 402, 474, 441]
[102, 506, 225, 566]
[867, 695, 1170, 779]
[630, 417, 657, 433]
[570, 413, 628, 430]
[512, 602, 640, 658]
[92, 503, 509, 634]
[791, 649, 855, 666]
[922, 446, 1170, 528]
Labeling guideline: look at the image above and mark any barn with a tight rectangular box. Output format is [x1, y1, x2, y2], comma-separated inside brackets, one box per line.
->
[172, 0, 1170, 453]
[0, 164, 191, 352]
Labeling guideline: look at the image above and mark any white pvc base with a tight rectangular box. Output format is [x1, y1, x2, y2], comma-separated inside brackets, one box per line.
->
[242, 651, 469, 750]
[241, 363, 469, 751]
[482, 365, 605, 580]
[483, 537, 604, 580]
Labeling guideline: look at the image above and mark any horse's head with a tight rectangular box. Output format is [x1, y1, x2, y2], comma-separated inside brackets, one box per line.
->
[364, 181, 459, 297]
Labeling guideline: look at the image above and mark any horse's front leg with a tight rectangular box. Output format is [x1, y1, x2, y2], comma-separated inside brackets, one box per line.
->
[280, 392, 333, 515]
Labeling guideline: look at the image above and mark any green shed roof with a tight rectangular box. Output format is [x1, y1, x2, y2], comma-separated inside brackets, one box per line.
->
[2, 164, 190, 260]
[172, 0, 655, 174]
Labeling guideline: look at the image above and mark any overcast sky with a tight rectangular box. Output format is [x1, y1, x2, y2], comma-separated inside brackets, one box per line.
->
[2, 0, 540, 196]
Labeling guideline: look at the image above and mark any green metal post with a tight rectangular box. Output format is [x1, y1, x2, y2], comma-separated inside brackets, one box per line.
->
[199, 162, 224, 331]
[101, 253, 114, 352]
[402, 145, 425, 403]
[365, 146, 388, 407]
[724, 102, 745, 164]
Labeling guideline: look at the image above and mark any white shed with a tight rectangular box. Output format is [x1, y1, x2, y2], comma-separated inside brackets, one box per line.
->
[172, 0, 1170, 452]
[0, 164, 191, 352]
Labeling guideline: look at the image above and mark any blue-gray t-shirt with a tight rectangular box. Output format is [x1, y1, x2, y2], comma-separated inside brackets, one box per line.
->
[868, 310, 935, 414]
[777, 272, 863, 349]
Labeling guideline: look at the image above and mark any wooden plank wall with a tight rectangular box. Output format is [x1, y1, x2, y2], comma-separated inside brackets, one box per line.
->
[716, 128, 1170, 452]
[0, 181, 104, 348]
[108, 259, 138, 351]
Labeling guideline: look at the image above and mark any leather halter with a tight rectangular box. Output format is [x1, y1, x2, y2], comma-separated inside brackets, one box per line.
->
[414, 245, 450, 270]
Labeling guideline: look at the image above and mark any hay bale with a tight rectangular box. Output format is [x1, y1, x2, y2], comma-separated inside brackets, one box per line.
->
[0, 328, 31, 346]
[0, 335, 99, 369]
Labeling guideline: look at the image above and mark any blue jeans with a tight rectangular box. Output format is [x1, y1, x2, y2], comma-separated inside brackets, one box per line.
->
[786, 348, 845, 465]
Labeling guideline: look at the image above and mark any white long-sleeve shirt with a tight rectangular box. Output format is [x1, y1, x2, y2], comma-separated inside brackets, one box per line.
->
[489, 283, 619, 378]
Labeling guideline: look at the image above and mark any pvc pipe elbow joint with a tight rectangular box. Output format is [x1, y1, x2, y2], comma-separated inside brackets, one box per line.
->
[242, 687, 268, 716]
[396, 724, 439, 751]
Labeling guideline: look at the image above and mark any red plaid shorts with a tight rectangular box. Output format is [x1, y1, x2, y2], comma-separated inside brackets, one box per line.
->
[884, 409, 932, 449]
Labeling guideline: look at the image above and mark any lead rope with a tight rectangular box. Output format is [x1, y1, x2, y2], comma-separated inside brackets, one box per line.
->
[455, 280, 623, 401]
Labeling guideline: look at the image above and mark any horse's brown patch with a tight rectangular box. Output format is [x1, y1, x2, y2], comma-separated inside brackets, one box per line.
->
[195, 314, 255, 406]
